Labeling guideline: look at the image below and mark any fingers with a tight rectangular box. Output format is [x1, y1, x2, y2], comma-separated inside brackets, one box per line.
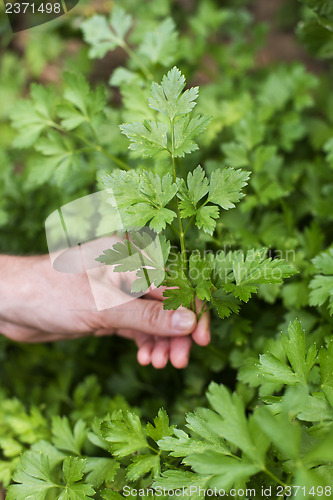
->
[192, 310, 211, 346]
[150, 338, 170, 369]
[116, 328, 192, 369]
[170, 336, 192, 369]
[98, 299, 197, 337]
[137, 338, 154, 366]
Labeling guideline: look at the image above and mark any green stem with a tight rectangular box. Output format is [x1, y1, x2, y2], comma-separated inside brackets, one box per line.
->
[170, 118, 187, 274]
[122, 42, 154, 81]
[263, 468, 288, 488]
[50, 122, 130, 170]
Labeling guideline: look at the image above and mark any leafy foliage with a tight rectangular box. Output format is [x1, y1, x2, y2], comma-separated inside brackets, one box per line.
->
[2, 1, 333, 498]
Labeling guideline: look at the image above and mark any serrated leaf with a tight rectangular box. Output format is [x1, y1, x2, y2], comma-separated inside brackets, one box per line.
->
[211, 289, 241, 318]
[186, 453, 260, 491]
[177, 165, 209, 218]
[139, 18, 178, 67]
[195, 205, 220, 235]
[208, 167, 250, 209]
[102, 170, 177, 232]
[145, 409, 174, 442]
[225, 248, 297, 302]
[149, 67, 198, 120]
[126, 454, 160, 481]
[259, 353, 296, 385]
[309, 248, 333, 314]
[204, 383, 261, 464]
[84, 458, 120, 488]
[101, 411, 148, 458]
[254, 406, 301, 460]
[173, 115, 211, 157]
[52, 417, 87, 456]
[153, 470, 209, 499]
[10, 85, 56, 148]
[82, 8, 132, 59]
[120, 120, 168, 157]
[6, 452, 56, 500]
[281, 320, 317, 385]
[63, 456, 86, 484]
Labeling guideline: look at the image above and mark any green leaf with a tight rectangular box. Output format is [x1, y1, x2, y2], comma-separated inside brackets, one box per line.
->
[97, 232, 170, 293]
[58, 73, 106, 131]
[52, 417, 87, 456]
[163, 256, 194, 309]
[309, 248, 333, 314]
[319, 342, 333, 406]
[281, 320, 317, 385]
[59, 457, 95, 500]
[177, 166, 209, 217]
[82, 8, 132, 59]
[101, 411, 148, 458]
[208, 167, 250, 209]
[225, 248, 297, 302]
[153, 470, 209, 499]
[254, 406, 301, 460]
[101, 491, 124, 500]
[259, 353, 296, 385]
[186, 453, 260, 490]
[149, 66, 198, 120]
[205, 383, 261, 464]
[211, 289, 241, 319]
[62, 456, 85, 484]
[126, 454, 160, 481]
[222, 142, 249, 167]
[84, 458, 120, 488]
[173, 115, 211, 157]
[120, 120, 168, 157]
[102, 170, 177, 232]
[195, 205, 220, 235]
[6, 452, 56, 500]
[10, 84, 56, 147]
[139, 18, 178, 67]
[145, 408, 174, 442]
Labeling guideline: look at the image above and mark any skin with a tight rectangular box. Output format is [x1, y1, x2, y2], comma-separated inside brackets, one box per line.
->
[0, 252, 210, 369]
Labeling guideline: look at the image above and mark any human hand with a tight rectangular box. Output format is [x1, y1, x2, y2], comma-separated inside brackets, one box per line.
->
[0, 248, 210, 368]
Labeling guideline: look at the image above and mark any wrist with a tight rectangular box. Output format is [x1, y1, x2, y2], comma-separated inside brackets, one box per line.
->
[0, 255, 48, 320]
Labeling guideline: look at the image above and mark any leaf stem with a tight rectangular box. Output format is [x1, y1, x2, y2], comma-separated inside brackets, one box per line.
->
[50, 122, 130, 170]
[263, 467, 288, 488]
[121, 42, 154, 81]
[170, 118, 187, 274]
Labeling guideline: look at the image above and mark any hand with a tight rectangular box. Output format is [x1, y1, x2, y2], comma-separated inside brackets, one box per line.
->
[0, 250, 210, 369]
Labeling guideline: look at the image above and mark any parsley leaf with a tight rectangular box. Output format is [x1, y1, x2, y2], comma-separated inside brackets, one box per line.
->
[173, 114, 211, 157]
[138, 18, 178, 67]
[102, 170, 177, 232]
[149, 67, 198, 120]
[208, 167, 250, 210]
[82, 7, 132, 59]
[120, 120, 168, 157]
[10, 85, 56, 148]
[309, 248, 333, 314]
[97, 232, 170, 293]
[101, 411, 148, 458]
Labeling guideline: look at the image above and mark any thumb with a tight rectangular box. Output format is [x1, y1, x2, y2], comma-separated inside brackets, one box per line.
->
[99, 299, 197, 336]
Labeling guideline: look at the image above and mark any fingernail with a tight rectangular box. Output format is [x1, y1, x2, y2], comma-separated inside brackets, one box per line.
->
[171, 307, 196, 331]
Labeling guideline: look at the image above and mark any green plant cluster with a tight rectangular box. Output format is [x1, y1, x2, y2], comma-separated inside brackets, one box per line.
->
[1, 0, 333, 498]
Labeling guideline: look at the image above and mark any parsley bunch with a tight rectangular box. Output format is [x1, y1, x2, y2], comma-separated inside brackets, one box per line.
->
[97, 67, 296, 318]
